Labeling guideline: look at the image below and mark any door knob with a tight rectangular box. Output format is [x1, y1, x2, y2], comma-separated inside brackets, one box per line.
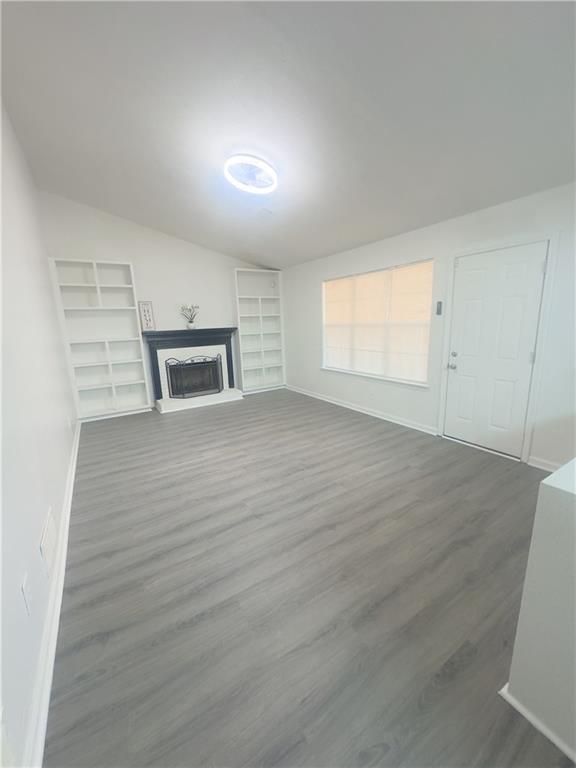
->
[451, 351, 458, 357]
[448, 363, 457, 370]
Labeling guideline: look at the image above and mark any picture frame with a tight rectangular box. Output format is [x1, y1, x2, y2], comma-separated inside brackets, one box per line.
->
[138, 301, 156, 331]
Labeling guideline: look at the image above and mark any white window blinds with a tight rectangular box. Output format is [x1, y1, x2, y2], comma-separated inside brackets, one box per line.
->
[323, 260, 433, 384]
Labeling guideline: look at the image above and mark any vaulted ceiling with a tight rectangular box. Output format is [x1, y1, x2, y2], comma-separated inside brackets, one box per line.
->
[3, 2, 574, 267]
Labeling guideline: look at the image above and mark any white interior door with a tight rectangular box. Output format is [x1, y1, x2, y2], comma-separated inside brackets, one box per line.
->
[444, 241, 547, 458]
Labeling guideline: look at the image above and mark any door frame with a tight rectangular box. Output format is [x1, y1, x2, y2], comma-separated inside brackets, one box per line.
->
[436, 232, 560, 466]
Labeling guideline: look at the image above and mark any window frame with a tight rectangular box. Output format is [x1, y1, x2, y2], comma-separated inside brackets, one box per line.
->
[321, 259, 434, 388]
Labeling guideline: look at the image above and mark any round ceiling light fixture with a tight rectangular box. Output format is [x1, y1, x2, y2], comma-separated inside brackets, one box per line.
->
[223, 154, 278, 195]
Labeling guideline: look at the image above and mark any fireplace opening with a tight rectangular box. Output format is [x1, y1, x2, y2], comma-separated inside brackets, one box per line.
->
[165, 355, 223, 398]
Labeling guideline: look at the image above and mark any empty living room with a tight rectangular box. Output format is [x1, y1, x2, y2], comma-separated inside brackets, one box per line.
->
[2, 2, 575, 767]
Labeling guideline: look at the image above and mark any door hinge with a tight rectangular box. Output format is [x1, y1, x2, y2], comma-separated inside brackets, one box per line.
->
[530, 348, 536, 364]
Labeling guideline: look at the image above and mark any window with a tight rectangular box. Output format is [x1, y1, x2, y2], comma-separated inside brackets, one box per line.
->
[323, 260, 434, 384]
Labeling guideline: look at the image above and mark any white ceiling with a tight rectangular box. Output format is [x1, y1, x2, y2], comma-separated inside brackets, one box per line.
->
[3, 2, 574, 268]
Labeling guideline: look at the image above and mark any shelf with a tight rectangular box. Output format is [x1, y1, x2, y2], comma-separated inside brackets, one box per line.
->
[65, 307, 140, 341]
[243, 364, 283, 371]
[240, 313, 281, 318]
[96, 263, 132, 286]
[60, 285, 99, 309]
[238, 295, 280, 300]
[58, 282, 133, 290]
[71, 337, 141, 344]
[58, 282, 97, 288]
[114, 379, 146, 387]
[54, 259, 151, 419]
[77, 383, 113, 392]
[236, 268, 284, 392]
[70, 338, 140, 346]
[64, 306, 137, 311]
[55, 260, 95, 284]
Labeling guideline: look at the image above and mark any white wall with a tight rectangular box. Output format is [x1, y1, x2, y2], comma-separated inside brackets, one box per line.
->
[283, 184, 575, 470]
[2, 115, 77, 764]
[39, 192, 254, 331]
[2, 162, 255, 764]
[37, 193, 255, 396]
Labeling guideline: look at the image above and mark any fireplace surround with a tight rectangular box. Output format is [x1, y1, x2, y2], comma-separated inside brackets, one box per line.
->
[142, 328, 242, 413]
[143, 328, 236, 399]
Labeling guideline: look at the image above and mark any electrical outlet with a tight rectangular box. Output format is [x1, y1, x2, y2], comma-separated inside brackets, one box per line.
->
[40, 506, 57, 576]
[21, 573, 31, 616]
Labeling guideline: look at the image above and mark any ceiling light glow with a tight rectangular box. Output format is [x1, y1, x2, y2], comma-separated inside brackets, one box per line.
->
[224, 155, 277, 194]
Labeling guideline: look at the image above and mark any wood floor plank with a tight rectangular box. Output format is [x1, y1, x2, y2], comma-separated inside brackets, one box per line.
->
[44, 390, 572, 767]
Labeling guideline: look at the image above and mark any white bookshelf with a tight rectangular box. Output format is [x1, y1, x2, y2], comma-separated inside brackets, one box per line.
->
[235, 268, 285, 392]
[51, 259, 151, 420]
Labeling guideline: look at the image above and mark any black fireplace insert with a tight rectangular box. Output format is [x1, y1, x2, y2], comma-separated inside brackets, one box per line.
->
[165, 355, 223, 398]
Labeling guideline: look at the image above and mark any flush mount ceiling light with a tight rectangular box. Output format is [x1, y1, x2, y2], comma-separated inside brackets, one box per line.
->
[224, 154, 278, 195]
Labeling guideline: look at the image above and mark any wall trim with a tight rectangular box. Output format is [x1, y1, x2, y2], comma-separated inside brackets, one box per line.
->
[286, 384, 438, 436]
[243, 385, 287, 395]
[286, 386, 565, 471]
[499, 683, 575, 762]
[22, 421, 81, 768]
[81, 406, 152, 423]
[526, 456, 561, 473]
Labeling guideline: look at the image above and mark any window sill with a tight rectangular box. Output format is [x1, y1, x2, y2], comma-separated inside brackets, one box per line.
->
[321, 366, 429, 389]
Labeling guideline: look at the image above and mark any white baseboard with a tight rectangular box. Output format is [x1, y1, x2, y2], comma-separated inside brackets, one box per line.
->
[81, 406, 152, 422]
[22, 421, 81, 768]
[499, 683, 575, 762]
[243, 385, 287, 395]
[526, 456, 561, 473]
[286, 386, 565, 470]
[286, 384, 438, 436]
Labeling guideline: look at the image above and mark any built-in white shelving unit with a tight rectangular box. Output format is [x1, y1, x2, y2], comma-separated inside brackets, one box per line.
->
[52, 259, 151, 420]
[235, 268, 285, 392]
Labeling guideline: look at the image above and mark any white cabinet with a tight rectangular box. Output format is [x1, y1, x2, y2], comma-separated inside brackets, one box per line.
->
[501, 460, 576, 761]
[51, 259, 151, 420]
[235, 268, 285, 392]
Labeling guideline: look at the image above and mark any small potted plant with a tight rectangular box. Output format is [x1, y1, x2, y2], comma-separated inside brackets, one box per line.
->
[181, 304, 199, 329]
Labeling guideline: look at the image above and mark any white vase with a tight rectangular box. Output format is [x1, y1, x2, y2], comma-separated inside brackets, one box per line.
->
[186, 321, 196, 330]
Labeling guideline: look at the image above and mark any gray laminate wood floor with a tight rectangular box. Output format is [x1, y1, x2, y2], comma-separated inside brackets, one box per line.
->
[45, 390, 572, 768]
